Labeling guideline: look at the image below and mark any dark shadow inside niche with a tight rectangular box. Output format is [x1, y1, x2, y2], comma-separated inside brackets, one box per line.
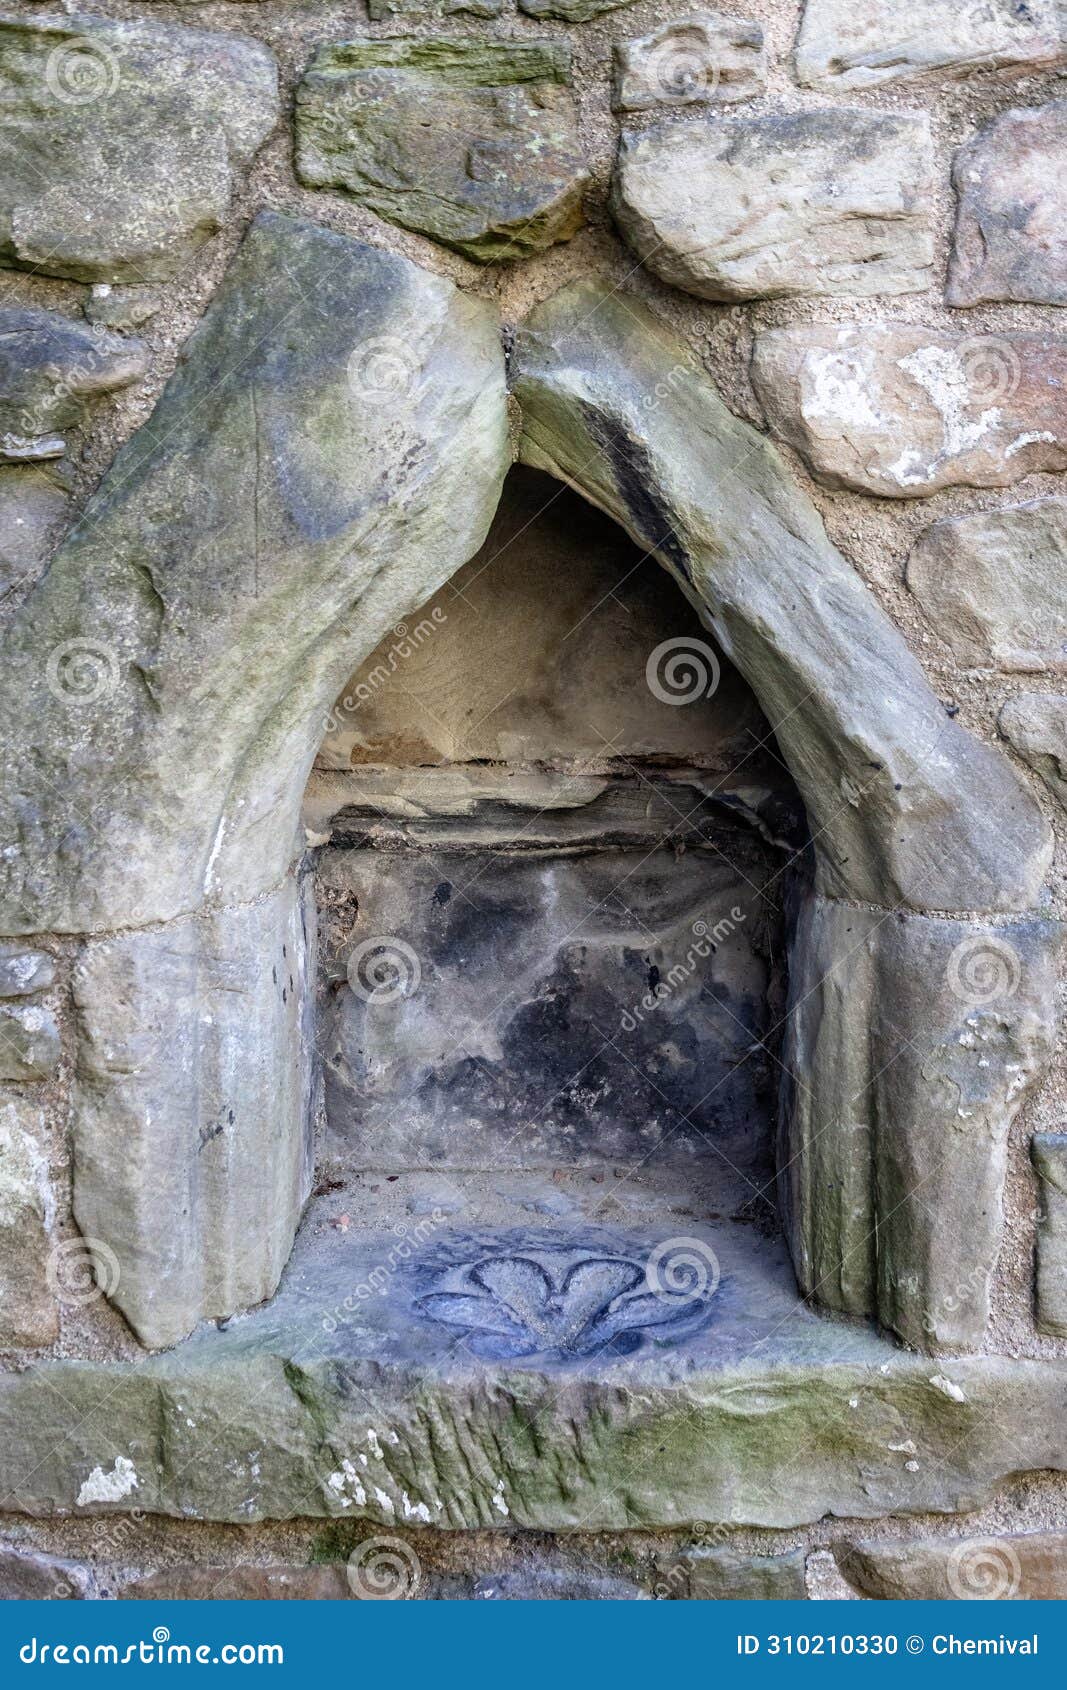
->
[302, 466, 809, 1248]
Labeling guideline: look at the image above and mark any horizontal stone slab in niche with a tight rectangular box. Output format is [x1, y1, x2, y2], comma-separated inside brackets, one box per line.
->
[752, 325, 1067, 496]
[3, 1212, 1067, 1529]
[950, 102, 1067, 308]
[999, 695, 1067, 811]
[613, 109, 935, 301]
[836, 1529, 1067, 1601]
[295, 39, 588, 263]
[907, 497, 1067, 673]
[612, 13, 766, 113]
[0, 13, 279, 284]
[794, 0, 1066, 89]
[0, 308, 147, 463]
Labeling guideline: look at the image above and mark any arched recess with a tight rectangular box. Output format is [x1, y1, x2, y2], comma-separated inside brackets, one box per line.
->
[0, 218, 1058, 1354]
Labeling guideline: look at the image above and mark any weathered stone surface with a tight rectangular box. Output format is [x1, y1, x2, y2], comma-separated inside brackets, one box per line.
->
[665, 1548, 807, 1600]
[613, 110, 934, 301]
[0, 14, 279, 284]
[612, 13, 766, 113]
[0, 1547, 88, 1599]
[907, 498, 1067, 673]
[121, 1565, 353, 1600]
[950, 103, 1067, 308]
[1032, 1133, 1067, 1337]
[0, 308, 147, 462]
[0, 466, 69, 598]
[0, 211, 508, 935]
[0, 1003, 60, 1080]
[0, 1098, 58, 1349]
[519, 0, 636, 20]
[780, 896, 1062, 1351]
[795, 0, 1065, 89]
[514, 282, 1052, 914]
[1000, 694, 1067, 809]
[84, 287, 163, 334]
[318, 836, 779, 1184]
[836, 1530, 1067, 1601]
[473, 1566, 647, 1599]
[3, 1215, 1067, 1527]
[71, 878, 315, 1351]
[0, 945, 54, 998]
[295, 40, 587, 263]
[752, 325, 1067, 496]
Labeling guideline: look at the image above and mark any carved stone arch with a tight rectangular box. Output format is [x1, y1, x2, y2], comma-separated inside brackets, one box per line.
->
[0, 218, 1058, 1359]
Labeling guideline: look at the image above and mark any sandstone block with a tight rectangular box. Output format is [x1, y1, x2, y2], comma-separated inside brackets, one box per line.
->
[1032, 1134, 1067, 1337]
[0, 945, 55, 998]
[0, 1547, 88, 1599]
[612, 14, 766, 113]
[295, 40, 587, 263]
[1000, 695, 1067, 810]
[950, 103, 1067, 308]
[0, 467, 69, 598]
[0, 1098, 58, 1349]
[0, 14, 279, 284]
[837, 1530, 1067, 1600]
[907, 498, 1067, 673]
[613, 110, 934, 301]
[795, 0, 1065, 89]
[752, 325, 1067, 496]
[0, 309, 147, 462]
[0, 1003, 60, 1080]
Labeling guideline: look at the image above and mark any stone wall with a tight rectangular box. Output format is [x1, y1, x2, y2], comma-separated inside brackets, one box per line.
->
[1, 0, 1066, 1599]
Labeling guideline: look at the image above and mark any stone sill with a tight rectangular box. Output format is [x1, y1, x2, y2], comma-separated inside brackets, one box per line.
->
[2, 1194, 1065, 1531]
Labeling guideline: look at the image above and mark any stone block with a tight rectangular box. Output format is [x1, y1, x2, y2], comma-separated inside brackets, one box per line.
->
[0, 1098, 58, 1349]
[612, 14, 766, 113]
[907, 498, 1067, 673]
[0, 946, 55, 999]
[0, 14, 279, 283]
[613, 110, 934, 301]
[794, 0, 1065, 89]
[295, 40, 588, 263]
[70, 878, 316, 1349]
[1032, 1133, 1067, 1337]
[780, 897, 1062, 1349]
[0, 467, 70, 599]
[0, 1547, 89, 1599]
[0, 309, 147, 462]
[836, 1530, 1067, 1600]
[753, 324, 1067, 496]
[0, 1003, 60, 1080]
[1000, 695, 1067, 811]
[950, 102, 1067, 308]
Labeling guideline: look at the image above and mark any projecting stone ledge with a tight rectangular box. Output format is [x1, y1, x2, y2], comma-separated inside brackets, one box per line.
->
[2, 1215, 1067, 1529]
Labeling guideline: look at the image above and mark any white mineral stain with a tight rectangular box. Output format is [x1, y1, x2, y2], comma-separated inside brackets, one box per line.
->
[929, 1374, 967, 1403]
[77, 1455, 139, 1506]
[492, 1480, 509, 1517]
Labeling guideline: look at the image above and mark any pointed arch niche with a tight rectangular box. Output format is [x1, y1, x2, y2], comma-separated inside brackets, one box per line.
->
[0, 217, 1060, 1448]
